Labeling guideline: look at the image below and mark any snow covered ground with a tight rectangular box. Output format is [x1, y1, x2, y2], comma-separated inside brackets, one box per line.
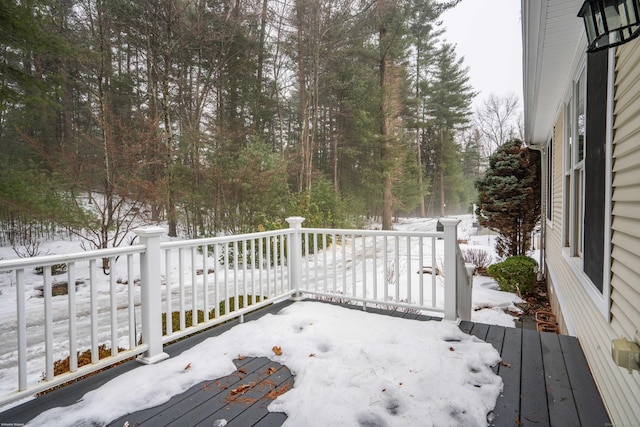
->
[0, 216, 524, 425]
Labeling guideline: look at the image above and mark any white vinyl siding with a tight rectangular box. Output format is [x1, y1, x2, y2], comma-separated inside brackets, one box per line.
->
[611, 39, 640, 342]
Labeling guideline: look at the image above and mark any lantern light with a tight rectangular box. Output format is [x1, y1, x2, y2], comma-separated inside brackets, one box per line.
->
[578, 0, 640, 52]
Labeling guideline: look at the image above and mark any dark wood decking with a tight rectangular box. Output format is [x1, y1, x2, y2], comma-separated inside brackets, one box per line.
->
[459, 320, 610, 426]
[106, 356, 293, 427]
[0, 300, 610, 426]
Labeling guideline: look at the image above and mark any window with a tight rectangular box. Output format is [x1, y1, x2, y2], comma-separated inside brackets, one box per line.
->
[573, 68, 586, 258]
[583, 49, 609, 292]
[563, 104, 572, 248]
[564, 69, 585, 256]
[562, 50, 609, 293]
[546, 137, 553, 221]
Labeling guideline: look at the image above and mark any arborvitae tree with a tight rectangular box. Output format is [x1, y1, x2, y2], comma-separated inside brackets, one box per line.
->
[475, 138, 541, 258]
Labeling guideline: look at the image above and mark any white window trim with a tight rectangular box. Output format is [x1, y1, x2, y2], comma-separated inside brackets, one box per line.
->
[572, 68, 586, 258]
[559, 50, 613, 320]
[545, 136, 554, 228]
[562, 248, 608, 317]
[562, 101, 571, 247]
[601, 47, 615, 319]
[564, 66, 586, 259]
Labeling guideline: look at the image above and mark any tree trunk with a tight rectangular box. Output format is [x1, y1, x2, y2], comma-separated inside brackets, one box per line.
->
[379, 0, 393, 230]
[439, 128, 445, 217]
[161, 3, 177, 237]
[296, 1, 309, 192]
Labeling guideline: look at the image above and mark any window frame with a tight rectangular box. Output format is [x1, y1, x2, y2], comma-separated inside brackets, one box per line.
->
[560, 49, 614, 319]
[546, 136, 553, 223]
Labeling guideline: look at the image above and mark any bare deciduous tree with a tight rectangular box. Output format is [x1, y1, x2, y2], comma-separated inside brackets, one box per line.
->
[474, 92, 520, 155]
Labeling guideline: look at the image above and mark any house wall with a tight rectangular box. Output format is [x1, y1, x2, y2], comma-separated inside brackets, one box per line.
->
[544, 41, 640, 425]
[611, 40, 640, 346]
[547, 115, 568, 333]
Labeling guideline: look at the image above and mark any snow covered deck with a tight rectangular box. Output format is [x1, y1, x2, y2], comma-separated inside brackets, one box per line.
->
[0, 299, 610, 426]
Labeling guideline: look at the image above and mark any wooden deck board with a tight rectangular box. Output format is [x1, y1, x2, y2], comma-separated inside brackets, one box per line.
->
[521, 328, 551, 425]
[251, 411, 288, 427]
[558, 334, 611, 426]
[0, 299, 610, 427]
[492, 327, 522, 426]
[468, 322, 491, 340]
[485, 325, 506, 375]
[540, 332, 581, 426]
[107, 357, 274, 427]
[205, 370, 294, 427]
[165, 359, 289, 427]
[458, 319, 474, 334]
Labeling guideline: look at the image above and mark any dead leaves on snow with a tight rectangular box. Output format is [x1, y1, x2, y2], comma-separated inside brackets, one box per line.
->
[272, 346, 282, 356]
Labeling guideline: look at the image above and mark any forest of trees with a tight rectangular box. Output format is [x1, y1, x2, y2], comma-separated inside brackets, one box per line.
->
[0, 0, 513, 251]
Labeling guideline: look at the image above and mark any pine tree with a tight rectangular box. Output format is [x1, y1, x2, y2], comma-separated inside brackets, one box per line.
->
[422, 43, 476, 216]
[475, 139, 541, 258]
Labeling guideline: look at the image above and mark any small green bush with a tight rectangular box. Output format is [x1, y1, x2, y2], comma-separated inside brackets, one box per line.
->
[487, 256, 537, 296]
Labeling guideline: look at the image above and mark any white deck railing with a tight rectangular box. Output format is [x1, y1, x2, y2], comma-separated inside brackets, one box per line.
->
[0, 217, 470, 407]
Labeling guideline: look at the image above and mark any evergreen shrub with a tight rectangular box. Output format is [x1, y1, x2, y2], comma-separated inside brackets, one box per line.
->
[487, 255, 537, 296]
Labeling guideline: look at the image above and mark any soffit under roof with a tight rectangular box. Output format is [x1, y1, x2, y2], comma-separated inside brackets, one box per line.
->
[522, 0, 586, 145]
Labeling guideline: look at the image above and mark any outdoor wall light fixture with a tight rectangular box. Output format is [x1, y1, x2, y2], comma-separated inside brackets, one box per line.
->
[578, 0, 640, 52]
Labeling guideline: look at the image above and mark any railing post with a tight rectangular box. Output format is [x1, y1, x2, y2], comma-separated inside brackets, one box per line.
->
[440, 218, 461, 321]
[134, 227, 170, 365]
[461, 263, 475, 321]
[286, 216, 305, 299]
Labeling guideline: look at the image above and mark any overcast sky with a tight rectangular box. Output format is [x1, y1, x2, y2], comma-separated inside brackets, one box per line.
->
[440, 0, 523, 110]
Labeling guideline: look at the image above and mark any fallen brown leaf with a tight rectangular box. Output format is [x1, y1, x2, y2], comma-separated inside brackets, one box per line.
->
[266, 382, 291, 399]
[230, 382, 255, 395]
[309, 353, 316, 357]
[267, 367, 277, 375]
[184, 362, 192, 370]
[272, 346, 282, 356]
[226, 396, 257, 404]
[238, 368, 247, 374]
[499, 361, 512, 368]
[449, 347, 455, 352]
[237, 355, 247, 360]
